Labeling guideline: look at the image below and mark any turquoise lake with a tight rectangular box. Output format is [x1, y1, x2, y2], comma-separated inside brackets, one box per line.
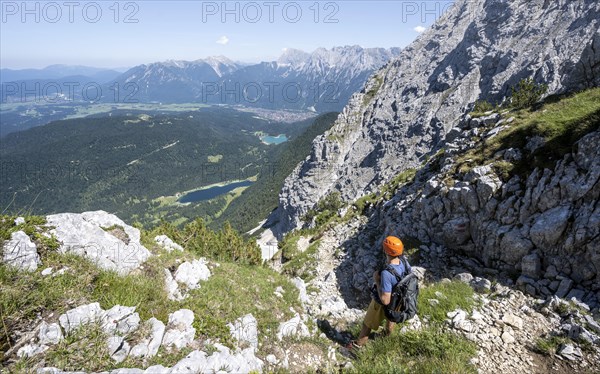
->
[261, 134, 288, 144]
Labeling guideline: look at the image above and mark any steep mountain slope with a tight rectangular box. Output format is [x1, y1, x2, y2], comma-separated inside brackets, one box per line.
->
[109, 57, 241, 103]
[268, 0, 600, 236]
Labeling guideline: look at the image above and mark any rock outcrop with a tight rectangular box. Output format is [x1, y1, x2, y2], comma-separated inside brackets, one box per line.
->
[2, 230, 40, 271]
[46, 211, 151, 274]
[268, 0, 600, 237]
[25, 303, 263, 373]
[164, 258, 212, 301]
[376, 119, 600, 308]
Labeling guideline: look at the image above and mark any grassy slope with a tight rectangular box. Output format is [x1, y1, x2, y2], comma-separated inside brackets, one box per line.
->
[457, 88, 600, 178]
[0, 215, 301, 371]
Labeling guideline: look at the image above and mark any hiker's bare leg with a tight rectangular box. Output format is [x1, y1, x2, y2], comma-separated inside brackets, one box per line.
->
[356, 323, 371, 346]
[386, 321, 396, 336]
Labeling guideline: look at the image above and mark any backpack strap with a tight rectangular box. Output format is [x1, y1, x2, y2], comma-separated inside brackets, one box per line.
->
[385, 264, 404, 282]
[385, 256, 411, 281]
[401, 256, 412, 274]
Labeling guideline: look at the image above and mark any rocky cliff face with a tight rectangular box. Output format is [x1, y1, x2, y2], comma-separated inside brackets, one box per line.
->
[269, 0, 600, 236]
[374, 116, 600, 306]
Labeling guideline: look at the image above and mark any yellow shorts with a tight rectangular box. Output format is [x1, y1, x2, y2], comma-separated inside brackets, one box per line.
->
[363, 299, 386, 330]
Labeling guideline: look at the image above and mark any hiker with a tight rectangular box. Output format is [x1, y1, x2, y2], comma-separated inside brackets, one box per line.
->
[348, 236, 412, 348]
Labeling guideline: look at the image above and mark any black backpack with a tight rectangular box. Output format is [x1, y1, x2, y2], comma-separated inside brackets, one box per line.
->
[383, 257, 419, 323]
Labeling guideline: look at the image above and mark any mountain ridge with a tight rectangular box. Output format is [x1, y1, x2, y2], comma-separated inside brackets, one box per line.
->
[268, 0, 600, 236]
[107, 46, 401, 111]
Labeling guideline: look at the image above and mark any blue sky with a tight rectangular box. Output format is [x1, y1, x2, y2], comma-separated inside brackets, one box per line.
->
[1, 0, 455, 69]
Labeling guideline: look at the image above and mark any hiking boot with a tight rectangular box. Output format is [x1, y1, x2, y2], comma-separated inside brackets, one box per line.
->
[340, 340, 363, 358]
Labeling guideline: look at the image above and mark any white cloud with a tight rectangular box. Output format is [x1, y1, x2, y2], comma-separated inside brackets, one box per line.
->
[414, 26, 427, 33]
[216, 36, 229, 45]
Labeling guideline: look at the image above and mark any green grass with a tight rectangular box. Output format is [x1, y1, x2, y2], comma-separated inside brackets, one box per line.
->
[182, 262, 300, 345]
[352, 193, 379, 216]
[418, 281, 476, 323]
[143, 218, 262, 265]
[350, 327, 477, 374]
[1, 252, 101, 324]
[282, 240, 321, 282]
[0, 215, 60, 255]
[302, 192, 344, 227]
[350, 168, 417, 218]
[363, 74, 384, 107]
[1, 215, 302, 371]
[346, 279, 478, 373]
[470, 100, 496, 117]
[44, 324, 112, 372]
[380, 168, 417, 200]
[535, 335, 570, 355]
[457, 88, 600, 178]
[279, 235, 302, 262]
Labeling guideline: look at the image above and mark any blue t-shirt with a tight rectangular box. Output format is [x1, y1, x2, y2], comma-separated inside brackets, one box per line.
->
[381, 259, 411, 293]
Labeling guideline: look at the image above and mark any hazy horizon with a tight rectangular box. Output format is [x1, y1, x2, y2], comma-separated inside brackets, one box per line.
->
[1, 1, 454, 69]
[1, 45, 402, 71]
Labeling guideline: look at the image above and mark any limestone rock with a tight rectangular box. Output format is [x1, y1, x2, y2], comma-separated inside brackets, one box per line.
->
[203, 344, 263, 373]
[228, 314, 258, 349]
[454, 273, 473, 283]
[521, 253, 542, 279]
[292, 277, 310, 304]
[143, 366, 169, 373]
[130, 318, 165, 358]
[38, 322, 63, 345]
[400, 315, 422, 333]
[267, 0, 600, 237]
[102, 305, 140, 335]
[17, 343, 47, 358]
[529, 206, 571, 248]
[107, 336, 131, 363]
[499, 229, 533, 265]
[164, 268, 185, 301]
[46, 211, 151, 274]
[59, 302, 105, 335]
[277, 314, 310, 340]
[556, 278, 574, 299]
[165, 345, 263, 374]
[471, 277, 492, 293]
[154, 235, 183, 252]
[162, 309, 195, 349]
[501, 314, 524, 330]
[2, 231, 40, 271]
[174, 258, 211, 290]
[558, 343, 583, 361]
[501, 331, 515, 344]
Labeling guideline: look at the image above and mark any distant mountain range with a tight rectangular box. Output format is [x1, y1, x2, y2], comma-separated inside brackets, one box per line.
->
[111, 46, 400, 111]
[1, 46, 401, 112]
[0, 64, 126, 84]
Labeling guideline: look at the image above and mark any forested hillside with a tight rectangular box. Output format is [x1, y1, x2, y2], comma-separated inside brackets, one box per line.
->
[0, 108, 312, 225]
[212, 112, 338, 233]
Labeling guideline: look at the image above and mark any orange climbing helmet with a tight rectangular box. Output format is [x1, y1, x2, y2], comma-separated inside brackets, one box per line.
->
[383, 236, 404, 257]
